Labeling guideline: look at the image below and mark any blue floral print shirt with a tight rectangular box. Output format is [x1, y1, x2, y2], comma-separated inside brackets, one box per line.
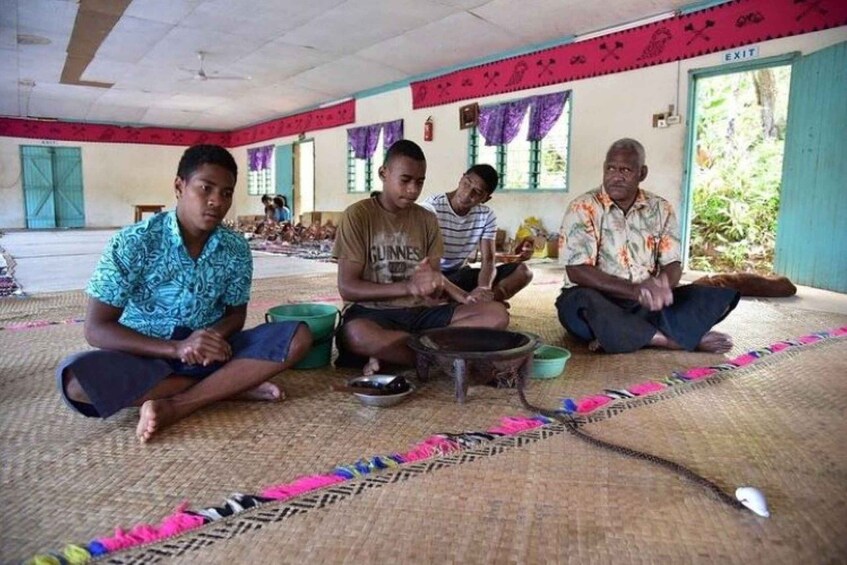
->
[86, 210, 252, 339]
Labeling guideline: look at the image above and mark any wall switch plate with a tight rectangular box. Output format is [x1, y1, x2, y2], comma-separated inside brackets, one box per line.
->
[657, 118, 668, 128]
[666, 115, 681, 125]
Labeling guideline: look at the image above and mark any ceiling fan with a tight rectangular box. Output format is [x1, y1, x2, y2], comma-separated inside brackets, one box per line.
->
[179, 51, 251, 82]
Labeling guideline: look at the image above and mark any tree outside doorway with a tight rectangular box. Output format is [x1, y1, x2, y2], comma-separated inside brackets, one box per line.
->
[688, 65, 791, 274]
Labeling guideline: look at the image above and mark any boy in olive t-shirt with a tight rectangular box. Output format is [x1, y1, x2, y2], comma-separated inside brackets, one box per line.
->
[332, 140, 509, 375]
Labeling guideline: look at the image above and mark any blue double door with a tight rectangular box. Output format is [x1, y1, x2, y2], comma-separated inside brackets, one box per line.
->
[21, 146, 85, 229]
[775, 41, 847, 293]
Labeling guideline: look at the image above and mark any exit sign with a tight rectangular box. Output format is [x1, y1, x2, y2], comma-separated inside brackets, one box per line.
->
[722, 46, 760, 63]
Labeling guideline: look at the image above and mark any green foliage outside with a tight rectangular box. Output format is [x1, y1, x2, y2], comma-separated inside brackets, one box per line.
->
[689, 66, 791, 274]
[541, 145, 567, 187]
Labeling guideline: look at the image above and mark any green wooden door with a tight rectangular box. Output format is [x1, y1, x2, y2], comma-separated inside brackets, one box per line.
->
[52, 147, 85, 228]
[275, 144, 294, 220]
[21, 146, 57, 229]
[20, 146, 85, 229]
[775, 41, 847, 292]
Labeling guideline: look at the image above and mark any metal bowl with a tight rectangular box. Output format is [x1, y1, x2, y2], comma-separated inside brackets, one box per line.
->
[349, 374, 415, 407]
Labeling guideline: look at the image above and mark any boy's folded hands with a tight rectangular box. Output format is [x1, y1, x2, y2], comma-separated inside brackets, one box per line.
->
[175, 328, 232, 365]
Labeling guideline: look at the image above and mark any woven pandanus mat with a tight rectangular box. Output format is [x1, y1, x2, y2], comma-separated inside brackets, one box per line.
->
[2, 269, 846, 563]
[103, 336, 847, 564]
[109, 332, 847, 564]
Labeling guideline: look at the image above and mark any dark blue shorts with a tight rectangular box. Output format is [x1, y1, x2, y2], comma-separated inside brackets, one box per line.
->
[444, 263, 520, 292]
[56, 321, 303, 418]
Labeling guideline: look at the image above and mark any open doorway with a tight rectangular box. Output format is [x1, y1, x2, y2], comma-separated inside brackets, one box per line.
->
[294, 139, 315, 223]
[684, 59, 792, 275]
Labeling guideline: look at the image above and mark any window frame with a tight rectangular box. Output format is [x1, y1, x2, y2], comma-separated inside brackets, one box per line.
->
[247, 148, 275, 196]
[467, 92, 572, 193]
[347, 132, 387, 193]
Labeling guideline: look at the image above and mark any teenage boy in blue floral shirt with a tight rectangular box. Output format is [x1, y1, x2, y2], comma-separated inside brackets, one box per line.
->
[56, 145, 312, 443]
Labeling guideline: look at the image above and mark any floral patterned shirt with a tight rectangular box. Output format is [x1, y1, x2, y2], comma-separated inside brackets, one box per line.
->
[560, 185, 680, 287]
[87, 210, 252, 338]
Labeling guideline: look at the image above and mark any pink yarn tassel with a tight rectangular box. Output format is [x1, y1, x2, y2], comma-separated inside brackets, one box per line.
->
[488, 416, 544, 435]
[6, 320, 50, 330]
[833, 326, 847, 336]
[770, 342, 790, 353]
[681, 367, 716, 380]
[261, 474, 345, 500]
[629, 381, 665, 396]
[398, 436, 459, 463]
[97, 504, 204, 552]
[797, 334, 820, 344]
[575, 395, 611, 414]
[731, 353, 759, 366]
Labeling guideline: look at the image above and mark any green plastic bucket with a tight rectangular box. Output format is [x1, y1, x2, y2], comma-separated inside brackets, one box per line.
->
[265, 303, 339, 369]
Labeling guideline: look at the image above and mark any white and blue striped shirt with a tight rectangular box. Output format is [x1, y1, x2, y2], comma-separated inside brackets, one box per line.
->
[421, 192, 497, 271]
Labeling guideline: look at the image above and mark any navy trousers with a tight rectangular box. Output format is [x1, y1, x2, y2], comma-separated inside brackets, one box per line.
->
[555, 284, 740, 353]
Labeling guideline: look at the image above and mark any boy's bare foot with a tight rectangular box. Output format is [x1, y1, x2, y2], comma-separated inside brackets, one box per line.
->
[588, 339, 603, 352]
[363, 357, 380, 376]
[237, 381, 284, 402]
[696, 331, 733, 353]
[136, 399, 175, 444]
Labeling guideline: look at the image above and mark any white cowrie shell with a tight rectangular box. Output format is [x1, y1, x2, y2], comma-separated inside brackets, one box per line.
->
[736, 486, 770, 518]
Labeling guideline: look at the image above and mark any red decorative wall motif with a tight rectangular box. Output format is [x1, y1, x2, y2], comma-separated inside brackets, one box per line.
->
[411, 0, 847, 109]
[0, 100, 355, 148]
[228, 100, 355, 147]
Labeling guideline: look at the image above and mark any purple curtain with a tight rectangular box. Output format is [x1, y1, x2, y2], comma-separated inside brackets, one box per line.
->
[477, 99, 531, 146]
[347, 125, 382, 159]
[382, 119, 404, 149]
[248, 145, 273, 171]
[527, 92, 569, 141]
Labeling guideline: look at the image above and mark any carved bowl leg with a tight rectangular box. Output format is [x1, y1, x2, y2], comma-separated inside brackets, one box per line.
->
[452, 357, 469, 404]
[415, 354, 432, 382]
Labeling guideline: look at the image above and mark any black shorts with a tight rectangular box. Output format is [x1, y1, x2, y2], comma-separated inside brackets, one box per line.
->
[339, 303, 457, 333]
[444, 263, 521, 292]
[334, 303, 457, 369]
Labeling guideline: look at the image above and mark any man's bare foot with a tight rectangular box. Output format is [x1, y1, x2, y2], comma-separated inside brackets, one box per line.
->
[588, 339, 604, 352]
[363, 357, 380, 376]
[696, 331, 733, 353]
[650, 330, 733, 353]
[136, 399, 175, 444]
[649, 331, 680, 350]
[236, 381, 284, 402]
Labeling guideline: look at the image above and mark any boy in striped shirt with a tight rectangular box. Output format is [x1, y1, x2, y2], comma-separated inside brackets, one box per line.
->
[422, 164, 532, 304]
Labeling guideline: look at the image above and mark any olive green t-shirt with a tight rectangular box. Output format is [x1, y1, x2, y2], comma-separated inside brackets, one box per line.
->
[332, 195, 443, 309]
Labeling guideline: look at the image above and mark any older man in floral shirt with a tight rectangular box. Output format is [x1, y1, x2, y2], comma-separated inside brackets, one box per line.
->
[556, 138, 739, 354]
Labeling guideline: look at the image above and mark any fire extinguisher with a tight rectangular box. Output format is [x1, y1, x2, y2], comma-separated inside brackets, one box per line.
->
[423, 116, 433, 142]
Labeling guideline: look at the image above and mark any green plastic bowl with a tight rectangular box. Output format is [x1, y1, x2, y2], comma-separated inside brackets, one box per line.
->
[531, 345, 571, 379]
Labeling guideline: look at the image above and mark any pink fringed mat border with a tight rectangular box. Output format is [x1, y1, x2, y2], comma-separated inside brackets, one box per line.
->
[26, 325, 847, 564]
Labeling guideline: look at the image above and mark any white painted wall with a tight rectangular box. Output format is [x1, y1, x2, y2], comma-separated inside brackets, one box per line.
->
[0, 141, 258, 229]
[0, 141, 186, 228]
[1, 27, 844, 234]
